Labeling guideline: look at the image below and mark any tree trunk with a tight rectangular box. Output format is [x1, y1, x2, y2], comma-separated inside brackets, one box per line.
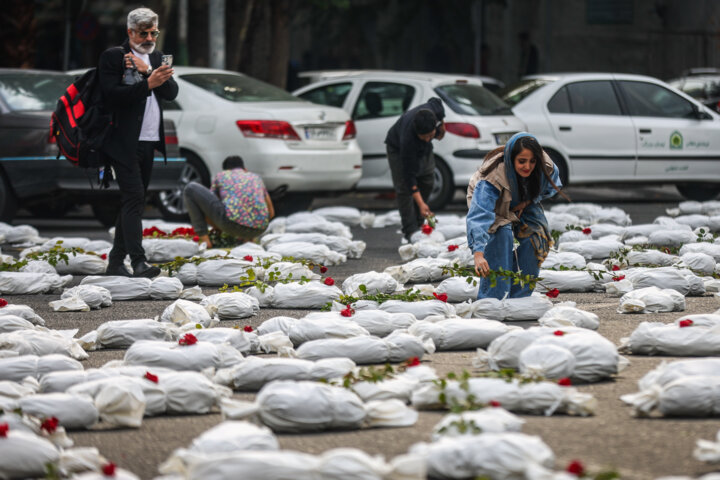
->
[229, 0, 256, 71]
[268, 0, 291, 88]
[0, 1, 36, 68]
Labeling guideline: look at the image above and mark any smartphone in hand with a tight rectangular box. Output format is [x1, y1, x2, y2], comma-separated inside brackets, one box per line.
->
[161, 54, 173, 67]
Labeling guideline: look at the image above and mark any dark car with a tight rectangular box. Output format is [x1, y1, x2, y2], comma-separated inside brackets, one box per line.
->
[0, 68, 188, 225]
[668, 68, 720, 113]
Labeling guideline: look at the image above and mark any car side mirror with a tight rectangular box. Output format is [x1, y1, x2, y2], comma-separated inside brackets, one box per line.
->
[691, 103, 712, 120]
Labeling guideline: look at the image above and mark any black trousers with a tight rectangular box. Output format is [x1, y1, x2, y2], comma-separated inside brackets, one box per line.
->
[108, 141, 156, 266]
[387, 145, 435, 239]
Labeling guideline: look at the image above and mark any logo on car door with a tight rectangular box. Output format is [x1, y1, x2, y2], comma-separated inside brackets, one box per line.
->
[669, 131, 683, 150]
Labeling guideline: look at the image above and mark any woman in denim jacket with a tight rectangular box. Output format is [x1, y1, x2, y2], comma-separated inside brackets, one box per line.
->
[466, 132, 568, 299]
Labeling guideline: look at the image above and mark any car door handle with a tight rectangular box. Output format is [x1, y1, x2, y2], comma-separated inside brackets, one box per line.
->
[639, 128, 652, 134]
[558, 126, 571, 131]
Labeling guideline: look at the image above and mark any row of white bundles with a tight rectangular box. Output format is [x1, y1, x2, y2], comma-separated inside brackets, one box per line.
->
[246, 281, 342, 309]
[557, 239, 625, 261]
[294, 330, 433, 364]
[0, 272, 72, 295]
[0, 328, 88, 360]
[17, 255, 107, 276]
[408, 318, 517, 351]
[549, 203, 632, 226]
[411, 376, 597, 416]
[669, 200, 720, 216]
[0, 354, 82, 382]
[304, 310, 415, 338]
[79, 276, 186, 301]
[384, 257, 453, 284]
[397, 239, 471, 263]
[123, 339, 244, 371]
[617, 286, 686, 314]
[455, 295, 553, 321]
[261, 232, 366, 259]
[268, 212, 354, 238]
[619, 314, 720, 356]
[680, 242, 720, 262]
[474, 326, 625, 383]
[221, 380, 418, 432]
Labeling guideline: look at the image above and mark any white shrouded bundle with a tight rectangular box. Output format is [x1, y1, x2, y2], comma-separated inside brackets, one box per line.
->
[455, 295, 553, 321]
[39, 365, 173, 393]
[61, 285, 112, 309]
[557, 239, 625, 260]
[545, 212, 581, 232]
[412, 432, 555, 480]
[473, 327, 560, 370]
[174, 259, 251, 286]
[435, 276, 479, 303]
[431, 408, 525, 440]
[48, 295, 90, 313]
[214, 356, 356, 391]
[192, 328, 292, 355]
[680, 242, 720, 262]
[149, 276, 184, 300]
[350, 365, 439, 403]
[244, 285, 274, 308]
[18, 392, 99, 429]
[371, 210, 402, 228]
[0, 329, 88, 360]
[617, 286, 686, 314]
[0, 304, 45, 326]
[284, 215, 353, 238]
[261, 233, 366, 259]
[398, 241, 446, 261]
[409, 229, 446, 244]
[647, 229, 697, 248]
[80, 276, 151, 300]
[626, 249, 678, 267]
[435, 223, 467, 241]
[295, 330, 432, 364]
[408, 318, 516, 351]
[624, 267, 696, 296]
[0, 315, 37, 333]
[201, 292, 259, 320]
[537, 269, 606, 293]
[379, 299, 456, 320]
[555, 230, 590, 244]
[0, 354, 82, 382]
[677, 251, 717, 275]
[52, 254, 106, 275]
[694, 430, 720, 463]
[159, 299, 218, 328]
[267, 241, 347, 265]
[621, 375, 720, 417]
[384, 258, 453, 284]
[270, 282, 342, 309]
[341, 271, 398, 296]
[411, 377, 596, 416]
[221, 380, 418, 432]
[311, 206, 376, 227]
[637, 358, 720, 394]
[537, 304, 600, 330]
[304, 310, 416, 338]
[0, 429, 60, 479]
[123, 339, 244, 371]
[260, 261, 319, 282]
[142, 238, 200, 262]
[619, 321, 720, 356]
[550, 203, 631, 225]
[541, 251, 587, 269]
[79, 319, 180, 350]
[0, 223, 40, 243]
[0, 272, 72, 295]
[257, 315, 369, 346]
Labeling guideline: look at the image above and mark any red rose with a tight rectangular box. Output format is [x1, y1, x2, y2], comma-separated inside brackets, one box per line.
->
[320, 266, 328, 273]
[545, 288, 560, 298]
[243, 255, 254, 262]
[178, 333, 198, 346]
[611, 265, 620, 271]
[433, 292, 448, 302]
[100, 253, 108, 260]
[582, 228, 592, 235]
[193, 236, 199, 242]
[554, 330, 565, 336]
[0, 298, 7, 308]
[40, 417, 59, 434]
[566, 460, 585, 476]
[324, 277, 335, 286]
[405, 356, 421, 367]
[243, 325, 254, 332]
[489, 400, 502, 407]
[102, 463, 116, 476]
[679, 319, 694, 328]
[612, 275, 625, 282]
[0, 423, 7, 437]
[421, 224, 433, 235]
[340, 305, 354, 317]
[558, 377, 572, 386]
[144, 372, 159, 383]
[447, 244, 459, 252]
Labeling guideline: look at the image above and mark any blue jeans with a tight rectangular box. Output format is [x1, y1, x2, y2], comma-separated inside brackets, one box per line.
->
[477, 224, 539, 300]
[183, 182, 265, 240]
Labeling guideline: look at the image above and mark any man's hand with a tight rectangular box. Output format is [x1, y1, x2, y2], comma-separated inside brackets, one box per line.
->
[474, 251, 490, 277]
[434, 122, 446, 140]
[124, 53, 149, 74]
[147, 65, 174, 89]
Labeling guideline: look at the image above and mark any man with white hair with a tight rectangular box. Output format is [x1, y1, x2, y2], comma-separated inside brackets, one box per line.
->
[98, 7, 178, 278]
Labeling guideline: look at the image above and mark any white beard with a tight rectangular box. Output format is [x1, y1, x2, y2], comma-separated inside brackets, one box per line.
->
[130, 39, 156, 55]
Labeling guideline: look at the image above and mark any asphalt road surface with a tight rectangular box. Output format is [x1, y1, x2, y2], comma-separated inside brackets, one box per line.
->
[5, 185, 720, 479]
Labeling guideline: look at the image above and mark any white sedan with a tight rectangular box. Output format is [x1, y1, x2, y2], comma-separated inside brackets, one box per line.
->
[158, 67, 362, 217]
[502, 72, 720, 201]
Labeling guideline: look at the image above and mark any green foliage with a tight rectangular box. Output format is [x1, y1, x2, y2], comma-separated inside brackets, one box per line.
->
[0, 241, 93, 272]
[321, 287, 434, 311]
[441, 263, 541, 290]
[436, 418, 483, 436]
[159, 255, 226, 276]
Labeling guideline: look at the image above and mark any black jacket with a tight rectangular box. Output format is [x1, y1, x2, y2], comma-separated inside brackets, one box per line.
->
[385, 97, 445, 190]
[98, 39, 178, 164]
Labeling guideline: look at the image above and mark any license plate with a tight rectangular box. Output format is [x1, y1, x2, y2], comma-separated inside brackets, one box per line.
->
[494, 132, 516, 145]
[304, 127, 336, 141]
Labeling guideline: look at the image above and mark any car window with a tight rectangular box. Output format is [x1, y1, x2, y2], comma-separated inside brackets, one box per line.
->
[499, 78, 553, 107]
[180, 73, 302, 102]
[435, 83, 511, 115]
[0, 73, 72, 111]
[675, 79, 707, 99]
[352, 82, 415, 120]
[566, 81, 622, 115]
[618, 80, 696, 118]
[296, 82, 352, 108]
[547, 87, 570, 113]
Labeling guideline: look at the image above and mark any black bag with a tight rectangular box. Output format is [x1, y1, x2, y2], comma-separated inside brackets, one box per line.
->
[50, 68, 112, 169]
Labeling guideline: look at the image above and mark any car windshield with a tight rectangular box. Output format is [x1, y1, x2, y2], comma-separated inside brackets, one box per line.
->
[180, 73, 302, 102]
[499, 78, 554, 107]
[434, 83, 511, 116]
[0, 72, 72, 111]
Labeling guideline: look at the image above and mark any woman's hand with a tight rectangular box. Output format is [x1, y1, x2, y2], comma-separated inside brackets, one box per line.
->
[474, 251, 490, 277]
[511, 200, 531, 218]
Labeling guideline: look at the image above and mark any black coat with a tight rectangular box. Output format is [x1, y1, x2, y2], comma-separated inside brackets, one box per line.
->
[98, 39, 178, 164]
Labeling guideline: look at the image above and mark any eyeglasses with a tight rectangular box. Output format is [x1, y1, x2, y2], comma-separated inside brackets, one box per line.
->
[134, 30, 160, 39]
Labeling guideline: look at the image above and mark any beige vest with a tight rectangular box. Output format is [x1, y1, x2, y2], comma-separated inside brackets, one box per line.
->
[466, 151, 555, 233]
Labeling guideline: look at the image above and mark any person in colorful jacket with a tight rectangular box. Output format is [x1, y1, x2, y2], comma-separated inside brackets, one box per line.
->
[466, 132, 568, 299]
[183, 156, 274, 248]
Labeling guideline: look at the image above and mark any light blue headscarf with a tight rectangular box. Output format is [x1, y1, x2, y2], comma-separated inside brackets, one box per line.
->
[502, 131, 553, 265]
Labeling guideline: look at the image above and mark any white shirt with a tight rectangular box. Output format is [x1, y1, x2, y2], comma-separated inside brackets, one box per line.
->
[131, 49, 161, 142]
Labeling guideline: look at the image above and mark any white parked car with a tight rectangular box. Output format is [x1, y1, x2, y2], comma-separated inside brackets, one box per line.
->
[502, 73, 720, 201]
[292, 70, 525, 209]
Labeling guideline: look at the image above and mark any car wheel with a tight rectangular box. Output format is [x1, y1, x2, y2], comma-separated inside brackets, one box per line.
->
[274, 193, 314, 216]
[546, 150, 569, 186]
[155, 150, 210, 222]
[676, 183, 719, 201]
[91, 200, 121, 228]
[0, 171, 17, 222]
[427, 157, 454, 211]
